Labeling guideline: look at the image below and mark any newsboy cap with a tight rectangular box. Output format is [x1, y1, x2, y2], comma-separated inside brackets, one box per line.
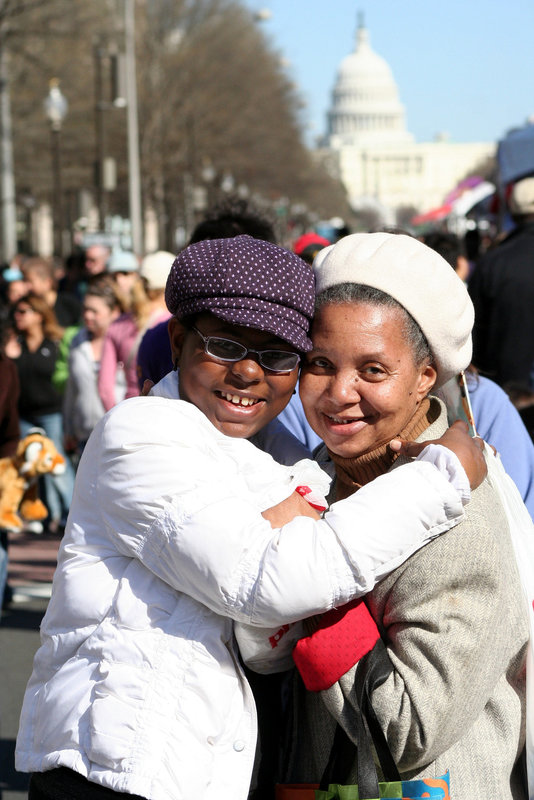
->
[165, 234, 315, 352]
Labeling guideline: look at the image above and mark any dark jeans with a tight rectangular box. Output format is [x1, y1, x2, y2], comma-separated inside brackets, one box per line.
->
[29, 769, 148, 800]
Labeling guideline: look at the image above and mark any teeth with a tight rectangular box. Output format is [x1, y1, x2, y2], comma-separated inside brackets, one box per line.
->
[221, 392, 258, 407]
[329, 415, 355, 424]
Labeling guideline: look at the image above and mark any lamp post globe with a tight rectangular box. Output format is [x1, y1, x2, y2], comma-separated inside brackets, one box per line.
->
[44, 79, 68, 257]
[44, 78, 68, 131]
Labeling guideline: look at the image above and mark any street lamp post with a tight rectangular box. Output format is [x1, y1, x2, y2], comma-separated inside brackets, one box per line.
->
[44, 79, 68, 258]
[123, 0, 143, 256]
[0, 35, 17, 262]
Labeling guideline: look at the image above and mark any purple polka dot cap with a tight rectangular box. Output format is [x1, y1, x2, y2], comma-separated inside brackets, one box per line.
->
[165, 235, 315, 351]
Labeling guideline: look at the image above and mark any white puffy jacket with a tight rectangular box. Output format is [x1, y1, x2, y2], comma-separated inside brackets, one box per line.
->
[16, 380, 467, 800]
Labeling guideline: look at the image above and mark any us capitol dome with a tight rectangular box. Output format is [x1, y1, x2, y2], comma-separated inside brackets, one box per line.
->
[328, 19, 413, 149]
[322, 15, 494, 225]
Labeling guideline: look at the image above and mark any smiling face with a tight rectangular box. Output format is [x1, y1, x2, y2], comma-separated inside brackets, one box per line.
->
[169, 312, 299, 438]
[299, 302, 437, 458]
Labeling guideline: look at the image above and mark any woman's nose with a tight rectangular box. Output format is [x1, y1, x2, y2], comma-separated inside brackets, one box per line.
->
[327, 371, 361, 404]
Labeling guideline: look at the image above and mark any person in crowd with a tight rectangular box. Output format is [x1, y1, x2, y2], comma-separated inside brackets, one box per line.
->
[58, 250, 87, 299]
[464, 371, 534, 519]
[16, 235, 485, 800]
[97, 249, 141, 408]
[60, 247, 109, 303]
[137, 249, 173, 326]
[85, 243, 111, 279]
[63, 276, 122, 461]
[22, 257, 82, 397]
[277, 233, 332, 453]
[0, 312, 20, 609]
[6, 293, 75, 534]
[293, 232, 331, 267]
[105, 249, 139, 308]
[0, 311, 20, 456]
[98, 250, 171, 411]
[22, 256, 82, 328]
[1, 264, 29, 306]
[469, 175, 534, 388]
[189, 195, 278, 245]
[423, 229, 534, 518]
[505, 382, 534, 444]
[423, 230, 470, 282]
[278, 232, 527, 800]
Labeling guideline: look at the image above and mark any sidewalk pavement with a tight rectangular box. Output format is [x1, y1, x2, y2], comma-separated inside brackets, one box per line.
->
[7, 528, 60, 599]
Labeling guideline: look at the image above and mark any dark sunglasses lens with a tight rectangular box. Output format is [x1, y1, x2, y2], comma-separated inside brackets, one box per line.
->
[207, 337, 246, 360]
[260, 351, 299, 371]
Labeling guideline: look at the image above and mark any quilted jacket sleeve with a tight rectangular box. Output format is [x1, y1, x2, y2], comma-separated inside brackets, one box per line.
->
[89, 398, 467, 627]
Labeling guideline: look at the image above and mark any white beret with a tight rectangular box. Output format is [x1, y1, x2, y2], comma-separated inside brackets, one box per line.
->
[312, 232, 474, 387]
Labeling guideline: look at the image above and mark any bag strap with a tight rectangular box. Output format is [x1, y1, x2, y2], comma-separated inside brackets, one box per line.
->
[355, 642, 401, 782]
[319, 704, 380, 799]
[318, 640, 401, 798]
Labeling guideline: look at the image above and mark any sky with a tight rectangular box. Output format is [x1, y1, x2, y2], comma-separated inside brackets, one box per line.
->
[244, 0, 534, 147]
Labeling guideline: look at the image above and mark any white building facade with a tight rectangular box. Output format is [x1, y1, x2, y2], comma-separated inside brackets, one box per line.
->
[325, 20, 495, 225]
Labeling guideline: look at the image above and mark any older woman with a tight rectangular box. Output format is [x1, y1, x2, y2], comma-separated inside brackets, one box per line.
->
[283, 233, 528, 799]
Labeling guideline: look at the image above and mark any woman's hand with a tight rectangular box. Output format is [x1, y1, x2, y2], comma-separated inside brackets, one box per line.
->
[390, 420, 487, 490]
[262, 490, 321, 528]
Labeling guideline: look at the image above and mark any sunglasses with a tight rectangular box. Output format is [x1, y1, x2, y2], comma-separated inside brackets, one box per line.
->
[192, 326, 300, 373]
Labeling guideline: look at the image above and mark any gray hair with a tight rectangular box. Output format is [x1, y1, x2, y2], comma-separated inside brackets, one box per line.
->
[315, 283, 433, 367]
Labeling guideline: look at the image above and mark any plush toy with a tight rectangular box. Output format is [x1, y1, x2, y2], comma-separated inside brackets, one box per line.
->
[0, 430, 66, 532]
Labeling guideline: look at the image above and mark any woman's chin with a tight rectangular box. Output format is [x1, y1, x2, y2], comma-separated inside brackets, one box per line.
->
[321, 432, 371, 459]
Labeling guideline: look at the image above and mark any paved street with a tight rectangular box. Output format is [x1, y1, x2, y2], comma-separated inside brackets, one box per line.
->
[0, 531, 60, 800]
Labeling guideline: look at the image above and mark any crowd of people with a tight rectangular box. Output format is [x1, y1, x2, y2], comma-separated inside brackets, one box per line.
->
[1, 186, 534, 800]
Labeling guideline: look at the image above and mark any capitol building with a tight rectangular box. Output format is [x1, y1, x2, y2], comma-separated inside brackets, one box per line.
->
[323, 18, 495, 225]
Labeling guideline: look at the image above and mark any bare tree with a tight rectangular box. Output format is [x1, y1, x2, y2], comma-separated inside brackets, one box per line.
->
[6, 0, 349, 252]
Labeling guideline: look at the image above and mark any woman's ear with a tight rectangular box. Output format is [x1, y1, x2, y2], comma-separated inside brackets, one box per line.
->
[168, 317, 188, 367]
[416, 363, 438, 400]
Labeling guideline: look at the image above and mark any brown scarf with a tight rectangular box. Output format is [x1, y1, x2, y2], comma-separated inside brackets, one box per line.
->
[329, 397, 434, 501]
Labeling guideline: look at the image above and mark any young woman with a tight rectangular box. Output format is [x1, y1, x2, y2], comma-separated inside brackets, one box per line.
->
[7, 292, 75, 533]
[63, 276, 122, 458]
[98, 251, 172, 410]
[16, 235, 484, 800]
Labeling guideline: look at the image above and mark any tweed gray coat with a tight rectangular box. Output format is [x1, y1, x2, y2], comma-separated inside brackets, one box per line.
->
[284, 399, 528, 799]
